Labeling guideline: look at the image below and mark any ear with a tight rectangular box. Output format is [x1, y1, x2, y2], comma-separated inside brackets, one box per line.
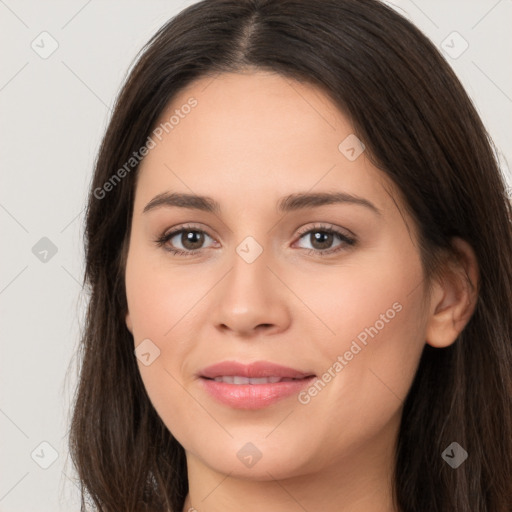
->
[125, 311, 133, 334]
[425, 238, 479, 348]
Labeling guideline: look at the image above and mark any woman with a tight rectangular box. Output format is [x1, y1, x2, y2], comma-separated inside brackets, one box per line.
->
[69, 0, 512, 510]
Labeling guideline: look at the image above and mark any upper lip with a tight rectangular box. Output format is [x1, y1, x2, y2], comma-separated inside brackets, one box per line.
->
[199, 361, 315, 379]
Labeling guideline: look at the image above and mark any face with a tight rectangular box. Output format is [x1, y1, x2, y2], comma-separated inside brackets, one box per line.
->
[124, 70, 430, 480]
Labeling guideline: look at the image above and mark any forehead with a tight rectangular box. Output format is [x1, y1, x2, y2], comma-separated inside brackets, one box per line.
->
[134, 71, 396, 216]
[152, 70, 347, 160]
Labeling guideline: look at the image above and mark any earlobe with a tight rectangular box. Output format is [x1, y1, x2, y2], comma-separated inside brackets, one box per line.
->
[425, 238, 479, 348]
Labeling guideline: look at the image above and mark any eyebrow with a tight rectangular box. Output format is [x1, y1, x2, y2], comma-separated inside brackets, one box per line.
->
[143, 191, 382, 216]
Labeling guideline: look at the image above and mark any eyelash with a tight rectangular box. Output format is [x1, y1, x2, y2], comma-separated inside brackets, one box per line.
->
[154, 223, 357, 257]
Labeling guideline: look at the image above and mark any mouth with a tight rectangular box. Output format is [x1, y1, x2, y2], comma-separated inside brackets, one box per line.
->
[198, 361, 316, 409]
[204, 375, 311, 384]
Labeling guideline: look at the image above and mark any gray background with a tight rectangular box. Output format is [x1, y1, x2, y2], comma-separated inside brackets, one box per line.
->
[0, 0, 511, 510]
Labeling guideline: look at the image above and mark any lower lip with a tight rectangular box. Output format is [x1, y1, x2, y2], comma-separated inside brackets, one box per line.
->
[199, 377, 316, 409]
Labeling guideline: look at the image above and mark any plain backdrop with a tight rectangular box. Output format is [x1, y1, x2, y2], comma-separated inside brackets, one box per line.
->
[0, 1, 511, 510]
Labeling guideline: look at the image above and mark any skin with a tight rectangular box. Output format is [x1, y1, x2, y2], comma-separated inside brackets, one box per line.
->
[124, 70, 479, 512]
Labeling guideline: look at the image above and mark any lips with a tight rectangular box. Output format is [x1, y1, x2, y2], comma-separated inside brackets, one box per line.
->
[198, 361, 316, 409]
[212, 376, 295, 384]
[200, 360, 314, 380]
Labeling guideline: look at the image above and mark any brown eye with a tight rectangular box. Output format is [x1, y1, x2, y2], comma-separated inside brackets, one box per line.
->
[156, 227, 215, 255]
[295, 225, 356, 256]
[308, 231, 335, 250]
[176, 230, 206, 250]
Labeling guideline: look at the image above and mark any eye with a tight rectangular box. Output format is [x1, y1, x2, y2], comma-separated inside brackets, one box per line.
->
[155, 224, 216, 256]
[294, 224, 356, 256]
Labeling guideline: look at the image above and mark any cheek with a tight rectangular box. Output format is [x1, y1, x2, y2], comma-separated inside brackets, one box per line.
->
[124, 244, 215, 426]
[294, 248, 426, 451]
[315, 300, 424, 464]
[292, 242, 425, 357]
[125, 250, 202, 443]
[125, 244, 206, 342]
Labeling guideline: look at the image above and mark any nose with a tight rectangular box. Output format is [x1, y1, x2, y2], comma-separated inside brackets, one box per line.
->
[212, 246, 292, 337]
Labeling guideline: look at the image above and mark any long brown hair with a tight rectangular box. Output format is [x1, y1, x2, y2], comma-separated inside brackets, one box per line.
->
[68, 1, 512, 510]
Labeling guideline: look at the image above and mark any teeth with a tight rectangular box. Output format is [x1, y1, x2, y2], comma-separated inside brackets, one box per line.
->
[212, 376, 286, 384]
